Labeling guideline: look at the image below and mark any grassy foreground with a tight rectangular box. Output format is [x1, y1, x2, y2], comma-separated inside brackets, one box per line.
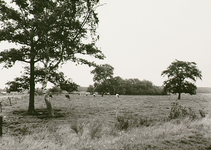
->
[0, 94, 211, 149]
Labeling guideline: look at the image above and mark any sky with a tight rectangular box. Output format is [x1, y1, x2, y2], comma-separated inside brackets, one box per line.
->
[0, 0, 211, 89]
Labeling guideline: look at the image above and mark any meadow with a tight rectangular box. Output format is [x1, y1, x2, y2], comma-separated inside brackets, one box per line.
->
[0, 93, 211, 149]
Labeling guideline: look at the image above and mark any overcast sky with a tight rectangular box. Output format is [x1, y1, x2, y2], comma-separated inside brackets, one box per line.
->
[0, 0, 211, 88]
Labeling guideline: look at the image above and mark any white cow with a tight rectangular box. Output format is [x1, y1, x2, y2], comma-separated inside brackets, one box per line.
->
[116, 94, 119, 98]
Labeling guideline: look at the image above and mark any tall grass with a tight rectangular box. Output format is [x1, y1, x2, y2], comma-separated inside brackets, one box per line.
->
[1, 116, 211, 149]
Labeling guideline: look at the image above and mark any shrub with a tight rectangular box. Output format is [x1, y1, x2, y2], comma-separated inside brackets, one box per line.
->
[169, 102, 197, 120]
[115, 112, 152, 131]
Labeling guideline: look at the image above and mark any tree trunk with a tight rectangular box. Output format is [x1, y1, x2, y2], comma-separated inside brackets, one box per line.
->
[178, 78, 182, 100]
[44, 95, 54, 117]
[42, 60, 54, 117]
[28, 52, 36, 115]
[178, 92, 181, 100]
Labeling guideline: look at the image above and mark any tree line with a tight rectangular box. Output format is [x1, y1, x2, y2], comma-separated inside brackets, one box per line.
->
[87, 77, 165, 96]
[87, 64, 165, 96]
[88, 62, 202, 99]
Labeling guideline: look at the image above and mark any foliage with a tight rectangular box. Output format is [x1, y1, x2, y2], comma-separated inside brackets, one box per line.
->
[161, 60, 202, 99]
[91, 64, 114, 83]
[48, 86, 62, 94]
[87, 85, 95, 94]
[169, 102, 197, 120]
[6, 76, 29, 92]
[106, 76, 126, 95]
[90, 64, 165, 95]
[91, 64, 114, 96]
[123, 79, 165, 95]
[115, 113, 152, 131]
[59, 80, 78, 93]
[0, 0, 104, 114]
[92, 77, 165, 95]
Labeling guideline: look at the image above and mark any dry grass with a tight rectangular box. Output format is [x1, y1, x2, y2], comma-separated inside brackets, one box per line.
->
[0, 93, 211, 149]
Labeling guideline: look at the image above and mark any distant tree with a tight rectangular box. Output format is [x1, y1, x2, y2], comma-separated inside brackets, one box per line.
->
[108, 76, 126, 95]
[59, 80, 78, 93]
[6, 81, 21, 93]
[87, 85, 95, 94]
[49, 86, 62, 95]
[0, 0, 104, 114]
[91, 64, 114, 96]
[6, 75, 29, 92]
[94, 80, 110, 96]
[161, 60, 202, 99]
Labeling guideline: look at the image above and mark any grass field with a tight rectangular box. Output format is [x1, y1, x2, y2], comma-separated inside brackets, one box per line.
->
[0, 93, 211, 149]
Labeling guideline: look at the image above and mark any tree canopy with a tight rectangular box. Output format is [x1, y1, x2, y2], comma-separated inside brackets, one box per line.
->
[0, 0, 104, 114]
[90, 64, 165, 96]
[91, 64, 114, 96]
[161, 60, 202, 99]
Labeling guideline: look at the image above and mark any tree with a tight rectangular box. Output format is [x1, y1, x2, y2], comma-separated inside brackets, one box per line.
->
[107, 76, 126, 95]
[161, 60, 202, 99]
[6, 75, 29, 92]
[91, 64, 114, 96]
[0, 0, 104, 114]
[49, 86, 62, 95]
[87, 85, 95, 94]
[59, 80, 78, 93]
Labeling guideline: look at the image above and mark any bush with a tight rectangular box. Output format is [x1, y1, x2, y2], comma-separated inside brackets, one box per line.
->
[169, 102, 197, 120]
[115, 112, 152, 131]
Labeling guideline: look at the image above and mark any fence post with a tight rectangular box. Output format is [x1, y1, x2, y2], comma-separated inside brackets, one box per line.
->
[0, 116, 2, 137]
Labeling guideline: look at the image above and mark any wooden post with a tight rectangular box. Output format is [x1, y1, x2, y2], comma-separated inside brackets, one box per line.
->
[0, 116, 2, 137]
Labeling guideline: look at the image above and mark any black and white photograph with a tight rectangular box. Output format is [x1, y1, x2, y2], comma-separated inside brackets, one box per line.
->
[0, 0, 211, 149]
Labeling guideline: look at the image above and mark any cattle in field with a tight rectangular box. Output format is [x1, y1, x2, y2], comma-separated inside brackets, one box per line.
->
[116, 94, 119, 98]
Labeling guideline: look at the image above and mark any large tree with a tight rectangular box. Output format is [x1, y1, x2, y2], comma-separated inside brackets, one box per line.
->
[161, 60, 202, 99]
[0, 0, 104, 114]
